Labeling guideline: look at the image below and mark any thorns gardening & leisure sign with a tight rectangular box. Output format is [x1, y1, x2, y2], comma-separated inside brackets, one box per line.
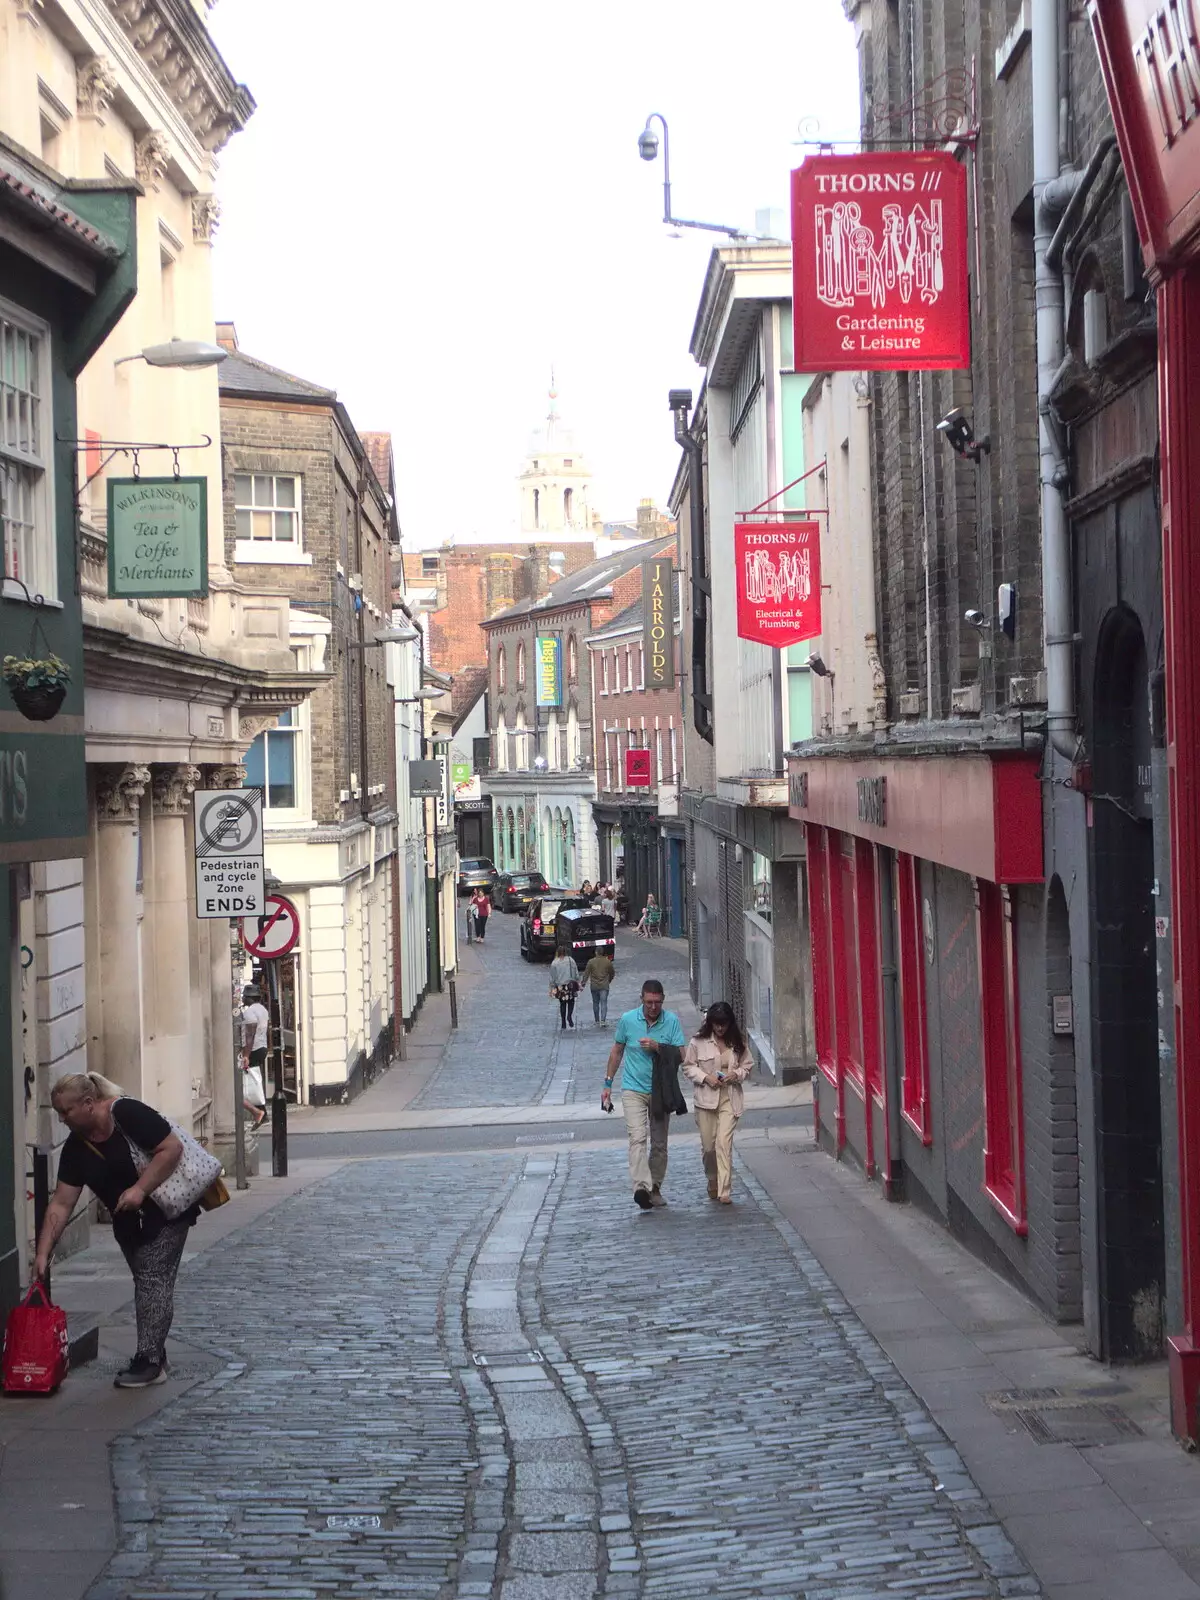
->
[791, 151, 971, 371]
[107, 477, 208, 599]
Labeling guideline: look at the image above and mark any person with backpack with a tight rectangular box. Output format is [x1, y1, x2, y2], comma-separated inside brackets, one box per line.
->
[549, 945, 580, 1029]
[32, 1071, 216, 1388]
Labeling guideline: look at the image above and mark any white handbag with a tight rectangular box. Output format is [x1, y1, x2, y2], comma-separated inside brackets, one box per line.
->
[118, 1101, 223, 1220]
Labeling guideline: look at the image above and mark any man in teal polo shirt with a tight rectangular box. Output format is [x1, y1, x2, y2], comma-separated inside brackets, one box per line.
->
[601, 978, 686, 1209]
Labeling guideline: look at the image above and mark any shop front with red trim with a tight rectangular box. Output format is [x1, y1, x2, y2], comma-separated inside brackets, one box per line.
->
[788, 749, 1070, 1303]
[1090, 0, 1200, 1440]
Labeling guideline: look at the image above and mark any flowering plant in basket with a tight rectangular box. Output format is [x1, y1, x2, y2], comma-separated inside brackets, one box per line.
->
[2, 653, 71, 721]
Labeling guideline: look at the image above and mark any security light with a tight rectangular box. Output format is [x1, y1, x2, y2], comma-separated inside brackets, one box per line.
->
[936, 407, 990, 463]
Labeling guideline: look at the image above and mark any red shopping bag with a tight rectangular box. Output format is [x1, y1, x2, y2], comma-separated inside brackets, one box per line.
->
[2, 1280, 69, 1394]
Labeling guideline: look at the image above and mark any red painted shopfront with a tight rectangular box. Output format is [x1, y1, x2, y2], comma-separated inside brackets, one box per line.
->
[788, 752, 1043, 1232]
[1090, 0, 1200, 1440]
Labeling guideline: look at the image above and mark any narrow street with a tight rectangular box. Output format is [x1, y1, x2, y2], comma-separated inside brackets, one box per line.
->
[75, 915, 1040, 1600]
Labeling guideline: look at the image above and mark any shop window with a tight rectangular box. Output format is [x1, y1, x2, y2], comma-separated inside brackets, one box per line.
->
[896, 852, 933, 1143]
[854, 838, 883, 1101]
[977, 879, 1027, 1234]
[805, 825, 837, 1084]
[830, 832, 864, 1087]
[1, 300, 55, 601]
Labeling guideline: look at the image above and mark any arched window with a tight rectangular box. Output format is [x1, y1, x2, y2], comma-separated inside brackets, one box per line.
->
[495, 711, 508, 772]
[516, 806, 525, 868]
[516, 640, 526, 688]
[567, 704, 579, 767]
[567, 634, 578, 683]
[497, 643, 506, 691]
[533, 487, 540, 529]
[563, 487, 573, 523]
[507, 807, 516, 865]
[600, 653, 609, 694]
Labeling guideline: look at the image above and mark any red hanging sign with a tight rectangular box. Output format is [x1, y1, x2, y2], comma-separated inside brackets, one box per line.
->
[734, 520, 822, 648]
[625, 748, 652, 788]
[791, 151, 970, 371]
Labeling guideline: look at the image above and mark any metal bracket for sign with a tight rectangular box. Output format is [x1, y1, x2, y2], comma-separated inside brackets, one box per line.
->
[58, 434, 213, 501]
[738, 460, 829, 520]
[795, 64, 980, 152]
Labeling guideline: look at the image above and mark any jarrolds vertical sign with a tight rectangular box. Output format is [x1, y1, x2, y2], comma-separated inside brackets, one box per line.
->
[791, 152, 971, 370]
[1089, 0, 1200, 269]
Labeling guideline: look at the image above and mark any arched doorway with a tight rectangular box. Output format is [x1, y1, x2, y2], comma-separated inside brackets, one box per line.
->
[1091, 605, 1164, 1358]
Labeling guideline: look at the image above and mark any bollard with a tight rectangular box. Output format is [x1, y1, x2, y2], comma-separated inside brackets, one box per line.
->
[449, 975, 459, 1029]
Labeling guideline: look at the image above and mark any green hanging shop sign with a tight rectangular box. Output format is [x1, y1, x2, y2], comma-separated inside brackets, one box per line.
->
[107, 476, 208, 598]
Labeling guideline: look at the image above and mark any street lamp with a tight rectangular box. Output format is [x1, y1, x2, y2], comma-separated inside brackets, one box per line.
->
[114, 338, 228, 369]
[637, 112, 749, 239]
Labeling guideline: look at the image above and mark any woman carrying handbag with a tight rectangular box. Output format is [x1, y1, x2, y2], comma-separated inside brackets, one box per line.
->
[549, 945, 580, 1029]
[32, 1071, 225, 1388]
[682, 1003, 754, 1204]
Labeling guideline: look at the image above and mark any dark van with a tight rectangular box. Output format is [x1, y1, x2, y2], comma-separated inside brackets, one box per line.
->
[558, 905, 616, 969]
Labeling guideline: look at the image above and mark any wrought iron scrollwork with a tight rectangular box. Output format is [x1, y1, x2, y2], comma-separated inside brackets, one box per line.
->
[861, 66, 978, 148]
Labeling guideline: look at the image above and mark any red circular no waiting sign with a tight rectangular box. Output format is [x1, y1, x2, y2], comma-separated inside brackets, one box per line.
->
[241, 893, 301, 960]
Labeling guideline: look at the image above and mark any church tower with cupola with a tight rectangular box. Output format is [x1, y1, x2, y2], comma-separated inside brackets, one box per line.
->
[518, 383, 595, 541]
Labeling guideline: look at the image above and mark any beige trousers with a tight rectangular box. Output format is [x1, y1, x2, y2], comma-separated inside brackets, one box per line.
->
[622, 1089, 669, 1193]
[696, 1088, 737, 1199]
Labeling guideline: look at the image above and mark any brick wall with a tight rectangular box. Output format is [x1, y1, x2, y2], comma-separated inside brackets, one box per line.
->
[425, 543, 596, 678]
[485, 601, 594, 773]
[219, 396, 396, 825]
[589, 633, 684, 795]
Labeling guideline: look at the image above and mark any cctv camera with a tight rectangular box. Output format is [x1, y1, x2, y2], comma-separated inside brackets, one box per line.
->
[806, 652, 831, 678]
[964, 609, 988, 630]
[638, 128, 659, 162]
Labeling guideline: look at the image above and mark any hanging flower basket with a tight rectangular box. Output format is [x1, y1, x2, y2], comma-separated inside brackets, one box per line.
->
[2, 653, 70, 723]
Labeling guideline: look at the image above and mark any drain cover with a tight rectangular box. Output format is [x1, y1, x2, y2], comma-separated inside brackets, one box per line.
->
[986, 1388, 1142, 1446]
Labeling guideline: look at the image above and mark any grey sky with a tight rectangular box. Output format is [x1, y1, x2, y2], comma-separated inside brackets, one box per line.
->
[207, 1, 859, 547]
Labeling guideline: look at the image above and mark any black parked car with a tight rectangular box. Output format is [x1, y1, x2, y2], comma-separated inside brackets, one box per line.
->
[494, 871, 549, 913]
[520, 891, 588, 961]
[557, 905, 616, 969]
[457, 857, 498, 897]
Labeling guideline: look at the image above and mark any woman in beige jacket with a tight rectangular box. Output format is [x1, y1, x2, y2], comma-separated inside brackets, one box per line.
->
[682, 1002, 754, 1204]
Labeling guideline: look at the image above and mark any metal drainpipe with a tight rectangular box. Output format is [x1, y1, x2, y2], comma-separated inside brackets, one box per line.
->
[673, 399, 714, 745]
[1033, 0, 1081, 761]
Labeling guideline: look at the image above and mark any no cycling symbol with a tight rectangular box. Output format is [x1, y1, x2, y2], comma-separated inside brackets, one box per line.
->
[197, 792, 261, 857]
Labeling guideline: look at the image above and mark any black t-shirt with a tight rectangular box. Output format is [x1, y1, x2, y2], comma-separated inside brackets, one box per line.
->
[57, 1098, 184, 1246]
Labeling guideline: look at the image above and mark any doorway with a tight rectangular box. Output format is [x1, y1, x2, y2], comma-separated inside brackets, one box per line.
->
[1091, 605, 1164, 1358]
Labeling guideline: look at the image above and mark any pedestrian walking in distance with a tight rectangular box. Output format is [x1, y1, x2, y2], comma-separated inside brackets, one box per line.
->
[549, 945, 579, 1028]
[601, 978, 687, 1209]
[581, 948, 615, 1026]
[471, 887, 491, 941]
[238, 984, 269, 1129]
[33, 1073, 200, 1388]
[683, 1002, 754, 1204]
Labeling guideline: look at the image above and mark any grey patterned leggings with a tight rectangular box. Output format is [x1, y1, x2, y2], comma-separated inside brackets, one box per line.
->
[118, 1218, 190, 1362]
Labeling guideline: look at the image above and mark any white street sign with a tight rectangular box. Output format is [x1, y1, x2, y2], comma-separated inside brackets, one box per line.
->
[193, 788, 265, 918]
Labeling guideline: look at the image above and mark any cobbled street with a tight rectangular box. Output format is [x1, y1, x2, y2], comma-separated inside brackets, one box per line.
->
[85, 914, 1041, 1600]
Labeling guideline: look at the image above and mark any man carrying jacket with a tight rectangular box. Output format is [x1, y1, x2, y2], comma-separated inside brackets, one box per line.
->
[601, 978, 686, 1209]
